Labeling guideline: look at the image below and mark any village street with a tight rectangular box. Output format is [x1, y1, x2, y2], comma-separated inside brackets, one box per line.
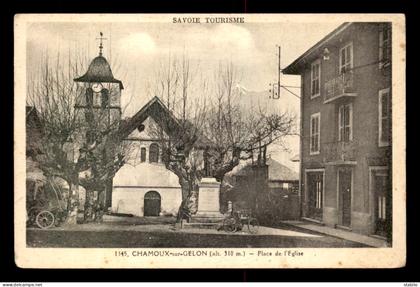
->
[23, 21, 394, 255]
[26, 218, 367, 248]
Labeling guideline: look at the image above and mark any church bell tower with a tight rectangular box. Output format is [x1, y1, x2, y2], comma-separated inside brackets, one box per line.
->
[74, 32, 123, 129]
[73, 32, 124, 209]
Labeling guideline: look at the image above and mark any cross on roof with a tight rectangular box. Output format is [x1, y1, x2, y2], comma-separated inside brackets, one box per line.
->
[96, 32, 108, 56]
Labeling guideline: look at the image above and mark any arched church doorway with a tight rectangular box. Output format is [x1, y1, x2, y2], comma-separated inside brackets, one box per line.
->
[144, 191, 161, 216]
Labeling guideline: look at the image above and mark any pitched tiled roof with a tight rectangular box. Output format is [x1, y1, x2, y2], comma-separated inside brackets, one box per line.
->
[118, 96, 180, 140]
[267, 158, 299, 181]
[283, 23, 353, 75]
[229, 158, 298, 181]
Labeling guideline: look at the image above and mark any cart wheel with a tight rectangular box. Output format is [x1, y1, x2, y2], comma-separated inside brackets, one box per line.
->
[36, 211, 55, 229]
[247, 218, 259, 234]
[223, 217, 237, 232]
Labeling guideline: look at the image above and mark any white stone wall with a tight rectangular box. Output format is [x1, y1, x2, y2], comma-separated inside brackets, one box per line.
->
[112, 187, 182, 216]
[111, 116, 182, 217]
[112, 163, 182, 216]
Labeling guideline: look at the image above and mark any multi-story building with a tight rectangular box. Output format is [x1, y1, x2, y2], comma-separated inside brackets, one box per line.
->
[283, 22, 392, 240]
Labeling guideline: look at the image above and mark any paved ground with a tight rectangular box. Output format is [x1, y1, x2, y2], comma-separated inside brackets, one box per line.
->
[26, 218, 368, 248]
[281, 220, 389, 248]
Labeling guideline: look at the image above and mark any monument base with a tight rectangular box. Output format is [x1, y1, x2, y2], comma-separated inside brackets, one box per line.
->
[187, 177, 225, 228]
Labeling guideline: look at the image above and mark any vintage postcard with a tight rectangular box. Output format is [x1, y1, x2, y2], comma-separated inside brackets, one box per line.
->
[14, 14, 406, 268]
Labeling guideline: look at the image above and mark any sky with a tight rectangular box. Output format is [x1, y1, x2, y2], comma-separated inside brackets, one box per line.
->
[26, 19, 342, 172]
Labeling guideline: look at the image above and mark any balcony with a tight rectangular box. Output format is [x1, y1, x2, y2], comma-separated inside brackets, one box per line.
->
[322, 141, 357, 165]
[324, 72, 357, 104]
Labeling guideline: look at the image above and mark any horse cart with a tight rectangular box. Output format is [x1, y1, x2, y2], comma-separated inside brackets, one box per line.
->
[26, 174, 68, 229]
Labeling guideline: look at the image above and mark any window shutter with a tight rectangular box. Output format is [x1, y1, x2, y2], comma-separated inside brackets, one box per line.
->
[140, 147, 146, 162]
[311, 117, 315, 152]
[316, 117, 320, 151]
[379, 27, 384, 68]
[86, 88, 93, 107]
[149, 143, 159, 163]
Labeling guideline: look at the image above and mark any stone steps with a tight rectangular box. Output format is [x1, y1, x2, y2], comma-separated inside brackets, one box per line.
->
[182, 222, 223, 230]
[189, 215, 225, 224]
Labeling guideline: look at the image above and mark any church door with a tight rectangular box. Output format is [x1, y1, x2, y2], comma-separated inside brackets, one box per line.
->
[144, 191, 161, 216]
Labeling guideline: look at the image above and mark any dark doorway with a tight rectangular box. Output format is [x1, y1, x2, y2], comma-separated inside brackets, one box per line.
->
[339, 169, 352, 227]
[373, 171, 391, 237]
[306, 171, 323, 221]
[144, 191, 161, 216]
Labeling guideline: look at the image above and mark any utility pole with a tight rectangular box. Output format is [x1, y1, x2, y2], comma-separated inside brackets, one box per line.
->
[269, 45, 281, 100]
[268, 45, 302, 100]
[277, 45, 281, 100]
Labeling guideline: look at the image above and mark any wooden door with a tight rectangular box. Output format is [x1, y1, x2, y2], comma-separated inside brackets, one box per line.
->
[144, 191, 161, 216]
[307, 172, 323, 221]
[339, 169, 352, 227]
[374, 173, 391, 237]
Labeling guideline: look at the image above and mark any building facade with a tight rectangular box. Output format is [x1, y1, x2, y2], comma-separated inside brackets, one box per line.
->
[283, 23, 392, 239]
[111, 99, 183, 217]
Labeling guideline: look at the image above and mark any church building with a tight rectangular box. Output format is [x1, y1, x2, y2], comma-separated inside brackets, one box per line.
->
[111, 97, 183, 217]
[72, 34, 216, 218]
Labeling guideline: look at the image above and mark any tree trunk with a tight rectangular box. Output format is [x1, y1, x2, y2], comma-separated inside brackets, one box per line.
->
[83, 189, 95, 223]
[65, 181, 79, 225]
[176, 175, 200, 222]
[94, 190, 105, 222]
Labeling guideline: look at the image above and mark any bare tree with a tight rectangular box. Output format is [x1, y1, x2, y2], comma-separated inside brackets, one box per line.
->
[27, 52, 132, 224]
[147, 57, 295, 221]
[205, 62, 296, 182]
[147, 53, 208, 218]
[27, 51, 86, 224]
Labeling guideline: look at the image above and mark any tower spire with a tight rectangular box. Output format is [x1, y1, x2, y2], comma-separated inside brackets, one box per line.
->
[96, 32, 107, 57]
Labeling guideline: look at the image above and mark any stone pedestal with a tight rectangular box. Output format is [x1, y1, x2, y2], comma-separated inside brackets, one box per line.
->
[193, 177, 224, 222]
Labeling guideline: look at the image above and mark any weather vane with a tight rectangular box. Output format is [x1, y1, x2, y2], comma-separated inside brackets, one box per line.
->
[96, 32, 108, 56]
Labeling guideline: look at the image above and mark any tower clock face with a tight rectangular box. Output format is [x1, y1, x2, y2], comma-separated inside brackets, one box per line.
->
[92, 83, 103, 93]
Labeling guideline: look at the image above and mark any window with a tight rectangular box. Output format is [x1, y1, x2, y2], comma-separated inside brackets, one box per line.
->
[149, 143, 159, 163]
[311, 60, 321, 98]
[338, 103, 353, 142]
[310, 113, 321, 155]
[137, 124, 145, 133]
[85, 111, 94, 122]
[140, 147, 146, 162]
[93, 92, 101, 106]
[379, 88, 391, 147]
[86, 130, 95, 145]
[339, 43, 353, 74]
[101, 89, 109, 108]
[85, 88, 93, 107]
[379, 23, 391, 68]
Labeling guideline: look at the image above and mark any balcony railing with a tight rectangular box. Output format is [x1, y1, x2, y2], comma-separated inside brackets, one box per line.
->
[324, 72, 357, 103]
[322, 140, 357, 164]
